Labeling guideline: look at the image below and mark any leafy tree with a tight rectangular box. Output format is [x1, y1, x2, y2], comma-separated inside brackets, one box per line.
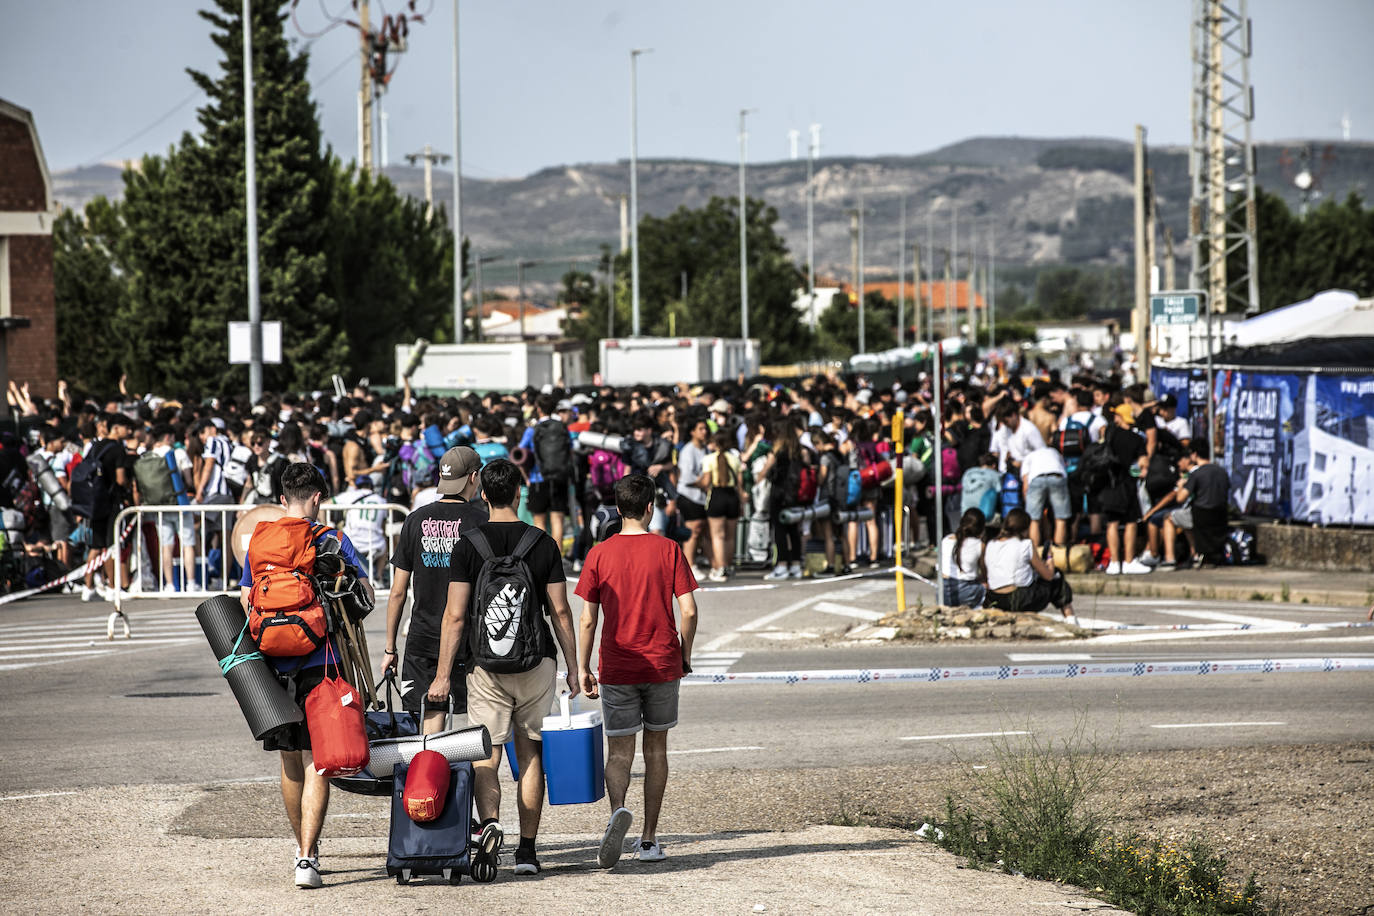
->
[558, 269, 597, 307]
[594, 197, 811, 365]
[817, 289, 897, 357]
[52, 201, 125, 395]
[1236, 186, 1373, 312]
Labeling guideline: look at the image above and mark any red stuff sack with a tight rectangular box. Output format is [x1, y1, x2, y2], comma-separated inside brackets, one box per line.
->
[305, 673, 369, 778]
[403, 749, 451, 822]
[247, 517, 334, 656]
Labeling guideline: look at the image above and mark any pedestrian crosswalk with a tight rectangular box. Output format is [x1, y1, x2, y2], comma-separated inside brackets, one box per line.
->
[691, 651, 743, 676]
[0, 606, 202, 671]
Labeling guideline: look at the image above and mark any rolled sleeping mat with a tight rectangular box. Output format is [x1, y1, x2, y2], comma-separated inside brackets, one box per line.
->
[401, 337, 430, 379]
[195, 595, 304, 741]
[26, 453, 71, 513]
[901, 454, 926, 485]
[508, 446, 534, 469]
[574, 431, 631, 454]
[834, 506, 877, 523]
[859, 460, 894, 489]
[779, 501, 831, 525]
[366, 724, 493, 777]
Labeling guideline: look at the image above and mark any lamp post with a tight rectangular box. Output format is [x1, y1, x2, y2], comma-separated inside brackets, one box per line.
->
[243, 0, 261, 403]
[629, 48, 651, 337]
[451, 0, 464, 343]
[807, 124, 821, 329]
[739, 107, 756, 345]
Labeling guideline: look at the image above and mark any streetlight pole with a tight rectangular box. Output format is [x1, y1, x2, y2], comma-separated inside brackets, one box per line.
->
[807, 124, 820, 330]
[451, 0, 464, 343]
[739, 107, 756, 344]
[897, 195, 906, 348]
[857, 192, 866, 354]
[243, 0, 262, 403]
[629, 48, 651, 337]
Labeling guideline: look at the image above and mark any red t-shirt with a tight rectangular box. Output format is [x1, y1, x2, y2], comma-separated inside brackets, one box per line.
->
[575, 533, 698, 684]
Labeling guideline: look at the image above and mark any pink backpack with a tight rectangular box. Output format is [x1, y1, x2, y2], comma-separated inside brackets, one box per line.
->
[588, 449, 627, 501]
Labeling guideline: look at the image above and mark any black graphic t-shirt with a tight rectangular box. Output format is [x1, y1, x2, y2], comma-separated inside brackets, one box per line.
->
[449, 520, 565, 661]
[391, 497, 488, 641]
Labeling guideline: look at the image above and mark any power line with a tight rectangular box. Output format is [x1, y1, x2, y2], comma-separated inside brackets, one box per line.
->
[83, 89, 201, 166]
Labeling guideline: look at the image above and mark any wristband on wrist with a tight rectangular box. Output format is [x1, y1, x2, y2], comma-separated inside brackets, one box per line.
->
[384, 647, 397, 654]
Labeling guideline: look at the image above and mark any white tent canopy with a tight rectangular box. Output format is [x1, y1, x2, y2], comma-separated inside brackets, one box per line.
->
[1230, 289, 1374, 347]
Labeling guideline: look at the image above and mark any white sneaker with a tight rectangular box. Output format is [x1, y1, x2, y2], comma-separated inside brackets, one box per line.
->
[1136, 550, 1159, 567]
[1103, 562, 1122, 576]
[80, 586, 97, 602]
[691, 566, 705, 581]
[294, 856, 321, 889]
[787, 564, 803, 579]
[707, 568, 727, 583]
[1121, 559, 1154, 575]
[636, 838, 666, 862]
[763, 565, 789, 580]
[599, 807, 634, 868]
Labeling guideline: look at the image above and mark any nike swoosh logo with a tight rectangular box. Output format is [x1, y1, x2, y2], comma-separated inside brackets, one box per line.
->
[486, 582, 524, 657]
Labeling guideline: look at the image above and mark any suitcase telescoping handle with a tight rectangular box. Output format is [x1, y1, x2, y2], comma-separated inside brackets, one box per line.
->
[419, 693, 454, 747]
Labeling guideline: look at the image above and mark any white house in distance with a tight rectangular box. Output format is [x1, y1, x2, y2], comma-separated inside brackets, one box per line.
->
[1289, 375, 1374, 525]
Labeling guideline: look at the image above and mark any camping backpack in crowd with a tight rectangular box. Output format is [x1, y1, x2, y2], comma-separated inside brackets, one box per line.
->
[69, 441, 117, 520]
[1053, 417, 1089, 475]
[1223, 529, 1258, 566]
[532, 418, 573, 480]
[465, 527, 549, 674]
[246, 518, 335, 657]
[133, 450, 188, 506]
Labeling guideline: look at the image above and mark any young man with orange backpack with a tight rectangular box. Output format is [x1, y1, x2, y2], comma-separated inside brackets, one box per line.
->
[238, 462, 373, 889]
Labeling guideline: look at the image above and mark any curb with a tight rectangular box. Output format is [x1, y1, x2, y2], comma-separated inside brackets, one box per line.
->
[1062, 574, 1370, 608]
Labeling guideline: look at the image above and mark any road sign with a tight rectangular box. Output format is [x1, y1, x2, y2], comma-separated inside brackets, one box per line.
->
[1150, 292, 1203, 326]
[228, 321, 282, 364]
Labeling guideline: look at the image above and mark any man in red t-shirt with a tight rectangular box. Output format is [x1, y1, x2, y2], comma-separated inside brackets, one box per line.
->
[576, 473, 698, 868]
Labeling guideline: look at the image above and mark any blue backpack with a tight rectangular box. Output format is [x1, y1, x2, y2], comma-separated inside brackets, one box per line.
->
[845, 468, 862, 508]
[1000, 471, 1022, 514]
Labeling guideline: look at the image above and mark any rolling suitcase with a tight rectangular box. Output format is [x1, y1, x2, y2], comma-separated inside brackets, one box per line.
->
[387, 758, 488, 884]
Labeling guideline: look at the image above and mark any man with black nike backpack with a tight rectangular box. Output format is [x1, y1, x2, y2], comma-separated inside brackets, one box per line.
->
[521, 394, 574, 558]
[426, 458, 579, 880]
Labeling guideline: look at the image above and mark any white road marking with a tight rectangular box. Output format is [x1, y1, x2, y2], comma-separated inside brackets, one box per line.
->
[690, 651, 743, 675]
[0, 649, 122, 661]
[665, 745, 764, 756]
[901, 730, 1031, 742]
[1151, 721, 1286, 729]
[0, 620, 200, 636]
[812, 602, 885, 622]
[0, 637, 198, 652]
[1301, 635, 1374, 643]
[1086, 629, 1289, 646]
[0, 791, 79, 802]
[1006, 653, 1094, 662]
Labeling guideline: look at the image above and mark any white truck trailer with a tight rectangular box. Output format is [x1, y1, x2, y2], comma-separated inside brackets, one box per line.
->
[396, 340, 587, 392]
[598, 337, 759, 387]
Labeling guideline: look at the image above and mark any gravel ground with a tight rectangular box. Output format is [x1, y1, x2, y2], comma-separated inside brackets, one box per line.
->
[3, 743, 1365, 913]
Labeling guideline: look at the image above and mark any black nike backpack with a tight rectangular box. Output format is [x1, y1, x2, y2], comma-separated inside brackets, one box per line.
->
[465, 527, 549, 674]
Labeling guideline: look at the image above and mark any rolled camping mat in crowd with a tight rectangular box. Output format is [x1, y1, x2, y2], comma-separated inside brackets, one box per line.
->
[365, 725, 493, 778]
[195, 595, 304, 740]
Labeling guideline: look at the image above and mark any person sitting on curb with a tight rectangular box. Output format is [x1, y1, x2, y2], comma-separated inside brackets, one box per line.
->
[980, 507, 1077, 625]
[576, 473, 699, 867]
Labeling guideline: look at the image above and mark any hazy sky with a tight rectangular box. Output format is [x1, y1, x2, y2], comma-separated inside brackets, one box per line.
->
[6, 0, 1371, 177]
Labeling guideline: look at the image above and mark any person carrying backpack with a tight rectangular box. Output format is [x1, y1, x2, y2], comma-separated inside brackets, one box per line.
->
[237, 462, 374, 889]
[520, 394, 574, 559]
[426, 458, 580, 879]
[133, 423, 194, 592]
[71, 413, 124, 602]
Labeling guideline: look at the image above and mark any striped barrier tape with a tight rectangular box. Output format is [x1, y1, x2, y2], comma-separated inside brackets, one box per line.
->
[675, 656, 1374, 686]
[1081, 620, 1374, 633]
[0, 517, 138, 608]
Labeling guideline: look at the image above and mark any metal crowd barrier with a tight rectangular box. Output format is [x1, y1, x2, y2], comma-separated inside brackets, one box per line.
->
[111, 502, 409, 611]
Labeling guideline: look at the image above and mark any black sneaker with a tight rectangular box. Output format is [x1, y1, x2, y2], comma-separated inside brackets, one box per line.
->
[470, 820, 503, 883]
[513, 847, 541, 876]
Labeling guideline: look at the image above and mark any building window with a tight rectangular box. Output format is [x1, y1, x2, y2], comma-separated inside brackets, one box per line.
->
[1313, 452, 1327, 473]
[1311, 482, 1324, 500]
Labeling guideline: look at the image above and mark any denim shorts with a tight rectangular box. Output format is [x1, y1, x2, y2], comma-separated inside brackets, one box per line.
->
[600, 680, 680, 737]
[1025, 474, 1071, 519]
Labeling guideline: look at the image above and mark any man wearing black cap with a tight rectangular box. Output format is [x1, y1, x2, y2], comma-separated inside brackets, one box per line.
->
[383, 445, 487, 732]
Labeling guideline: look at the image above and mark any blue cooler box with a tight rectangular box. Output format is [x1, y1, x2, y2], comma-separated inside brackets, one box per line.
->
[540, 694, 605, 805]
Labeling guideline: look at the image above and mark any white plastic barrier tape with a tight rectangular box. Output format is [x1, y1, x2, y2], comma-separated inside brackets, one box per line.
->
[675, 656, 1374, 686]
[1084, 621, 1374, 633]
[0, 518, 137, 608]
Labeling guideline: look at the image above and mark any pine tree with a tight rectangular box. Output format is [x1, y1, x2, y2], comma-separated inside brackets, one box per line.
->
[52, 201, 124, 394]
[117, 0, 343, 395]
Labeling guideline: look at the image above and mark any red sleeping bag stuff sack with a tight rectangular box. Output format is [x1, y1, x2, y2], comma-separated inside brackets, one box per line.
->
[403, 748, 452, 823]
[305, 661, 369, 778]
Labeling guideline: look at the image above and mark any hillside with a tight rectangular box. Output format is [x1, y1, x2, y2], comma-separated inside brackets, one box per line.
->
[53, 137, 1374, 283]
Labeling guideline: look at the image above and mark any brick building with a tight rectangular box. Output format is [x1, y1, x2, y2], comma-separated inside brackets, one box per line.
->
[0, 98, 58, 397]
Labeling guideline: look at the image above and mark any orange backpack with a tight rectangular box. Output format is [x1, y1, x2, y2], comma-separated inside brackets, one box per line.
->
[247, 517, 335, 657]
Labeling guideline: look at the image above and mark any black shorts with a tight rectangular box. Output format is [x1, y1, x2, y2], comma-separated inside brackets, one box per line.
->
[89, 515, 114, 550]
[678, 496, 707, 522]
[706, 489, 740, 519]
[400, 635, 467, 716]
[528, 476, 569, 515]
[261, 666, 328, 752]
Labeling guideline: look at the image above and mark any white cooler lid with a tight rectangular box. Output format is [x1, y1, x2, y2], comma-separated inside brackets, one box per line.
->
[541, 709, 603, 732]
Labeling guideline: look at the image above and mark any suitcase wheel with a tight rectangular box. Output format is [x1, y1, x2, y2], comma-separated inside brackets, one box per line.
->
[444, 867, 461, 885]
[396, 869, 411, 885]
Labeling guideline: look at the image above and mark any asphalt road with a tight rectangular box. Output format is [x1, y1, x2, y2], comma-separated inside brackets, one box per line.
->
[1, 567, 1370, 797]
